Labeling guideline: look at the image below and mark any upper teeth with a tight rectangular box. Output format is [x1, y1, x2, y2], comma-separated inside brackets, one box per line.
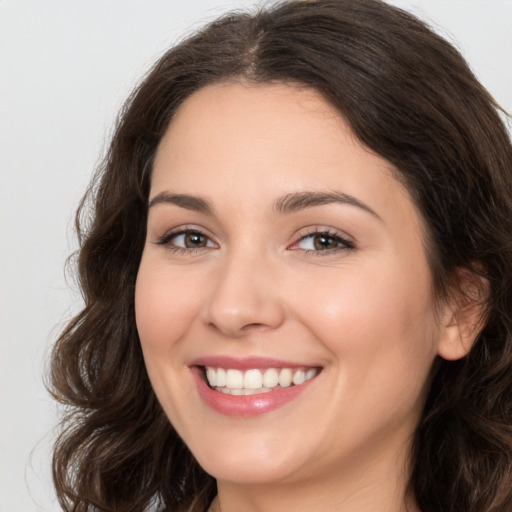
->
[205, 367, 318, 392]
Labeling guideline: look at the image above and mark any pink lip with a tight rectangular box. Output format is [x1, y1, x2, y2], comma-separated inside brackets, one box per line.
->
[192, 355, 312, 371]
[190, 358, 320, 417]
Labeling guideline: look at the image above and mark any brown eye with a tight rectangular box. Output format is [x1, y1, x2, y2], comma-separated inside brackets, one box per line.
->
[183, 232, 208, 248]
[313, 233, 340, 250]
[156, 229, 216, 250]
[294, 230, 354, 253]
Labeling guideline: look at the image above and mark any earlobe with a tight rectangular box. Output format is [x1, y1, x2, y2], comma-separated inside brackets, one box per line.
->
[437, 309, 476, 361]
[437, 268, 489, 361]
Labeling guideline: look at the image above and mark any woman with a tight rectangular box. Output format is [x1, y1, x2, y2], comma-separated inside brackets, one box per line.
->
[50, 0, 512, 511]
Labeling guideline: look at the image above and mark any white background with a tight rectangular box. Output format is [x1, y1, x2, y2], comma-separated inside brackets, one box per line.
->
[1, 1, 511, 510]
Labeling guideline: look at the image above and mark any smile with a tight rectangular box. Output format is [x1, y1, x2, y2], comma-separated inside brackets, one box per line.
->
[205, 367, 319, 395]
[191, 358, 322, 416]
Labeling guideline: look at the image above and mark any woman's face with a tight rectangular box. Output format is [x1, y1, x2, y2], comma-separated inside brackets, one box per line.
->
[135, 82, 447, 486]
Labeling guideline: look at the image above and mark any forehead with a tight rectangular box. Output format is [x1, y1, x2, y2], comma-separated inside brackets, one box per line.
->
[151, 81, 419, 229]
[154, 81, 344, 175]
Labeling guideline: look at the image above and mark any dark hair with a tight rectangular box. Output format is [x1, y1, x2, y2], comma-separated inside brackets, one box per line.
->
[50, 1, 512, 511]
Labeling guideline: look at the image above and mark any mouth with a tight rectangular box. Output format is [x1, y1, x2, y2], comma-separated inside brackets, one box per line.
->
[191, 356, 323, 416]
[203, 366, 320, 396]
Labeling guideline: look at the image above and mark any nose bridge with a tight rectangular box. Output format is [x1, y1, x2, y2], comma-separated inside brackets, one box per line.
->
[202, 242, 284, 337]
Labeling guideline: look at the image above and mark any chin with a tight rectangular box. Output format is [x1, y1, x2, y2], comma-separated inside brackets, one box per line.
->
[201, 459, 293, 486]
[190, 435, 306, 485]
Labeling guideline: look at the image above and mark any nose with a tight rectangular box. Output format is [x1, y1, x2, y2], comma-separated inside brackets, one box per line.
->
[200, 251, 285, 338]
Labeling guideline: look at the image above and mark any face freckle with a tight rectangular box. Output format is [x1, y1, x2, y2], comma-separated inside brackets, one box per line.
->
[135, 81, 445, 489]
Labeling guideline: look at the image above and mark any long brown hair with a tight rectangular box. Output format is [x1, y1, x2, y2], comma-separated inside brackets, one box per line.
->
[50, 1, 512, 511]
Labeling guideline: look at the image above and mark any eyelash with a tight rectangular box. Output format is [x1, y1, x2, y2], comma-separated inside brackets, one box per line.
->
[291, 228, 355, 256]
[154, 226, 355, 255]
[155, 227, 217, 255]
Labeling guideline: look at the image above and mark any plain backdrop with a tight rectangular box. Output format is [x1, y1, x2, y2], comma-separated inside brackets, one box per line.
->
[1, 1, 511, 510]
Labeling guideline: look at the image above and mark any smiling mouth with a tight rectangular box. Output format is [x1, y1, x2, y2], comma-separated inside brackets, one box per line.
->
[203, 366, 321, 396]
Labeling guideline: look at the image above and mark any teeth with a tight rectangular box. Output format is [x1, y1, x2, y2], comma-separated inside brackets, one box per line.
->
[244, 369, 263, 389]
[226, 369, 244, 389]
[262, 368, 279, 388]
[205, 366, 319, 394]
[278, 368, 292, 387]
[292, 369, 305, 385]
[216, 367, 226, 387]
[206, 367, 217, 387]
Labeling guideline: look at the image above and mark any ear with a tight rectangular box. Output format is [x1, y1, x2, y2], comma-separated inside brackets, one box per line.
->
[437, 268, 489, 361]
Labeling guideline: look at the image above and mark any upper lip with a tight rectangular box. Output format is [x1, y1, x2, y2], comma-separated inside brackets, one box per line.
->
[191, 356, 320, 370]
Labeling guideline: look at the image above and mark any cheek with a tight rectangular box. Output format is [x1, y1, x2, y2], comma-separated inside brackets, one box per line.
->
[134, 256, 207, 431]
[296, 259, 439, 378]
[134, 257, 203, 357]
[293, 262, 440, 445]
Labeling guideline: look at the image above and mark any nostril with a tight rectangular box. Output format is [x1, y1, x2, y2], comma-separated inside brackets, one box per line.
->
[241, 322, 267, 331]
[206, 320, 270, 336]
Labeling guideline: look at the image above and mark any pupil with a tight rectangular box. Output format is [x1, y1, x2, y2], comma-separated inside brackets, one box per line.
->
[314, 234, 337, 250]
[185, 233, 206, 247]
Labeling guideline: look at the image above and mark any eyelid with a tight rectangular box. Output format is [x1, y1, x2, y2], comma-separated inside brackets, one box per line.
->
[288, 226, 356, 252]
[154, 225, 218, 249]
[152, 224, 355, 254]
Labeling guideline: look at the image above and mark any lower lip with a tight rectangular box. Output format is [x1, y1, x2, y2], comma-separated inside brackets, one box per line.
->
[191, 367, 317, 417]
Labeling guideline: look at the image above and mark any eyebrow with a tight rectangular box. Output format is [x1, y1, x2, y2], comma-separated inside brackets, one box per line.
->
[148, 192, 212, 214]
[148, 190, 381, 221]
[274, 191, 382, 221]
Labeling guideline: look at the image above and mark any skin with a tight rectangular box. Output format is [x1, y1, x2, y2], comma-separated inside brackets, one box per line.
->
[135, 81, 465, 512]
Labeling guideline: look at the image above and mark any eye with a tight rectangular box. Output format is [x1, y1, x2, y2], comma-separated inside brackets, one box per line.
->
[156, 228, 217, 251]
[291, 230, 354, 253]
[172, 231, 213, 248]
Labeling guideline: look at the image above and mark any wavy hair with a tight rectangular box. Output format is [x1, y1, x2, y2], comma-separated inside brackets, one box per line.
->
[50, 1, 512, 511]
